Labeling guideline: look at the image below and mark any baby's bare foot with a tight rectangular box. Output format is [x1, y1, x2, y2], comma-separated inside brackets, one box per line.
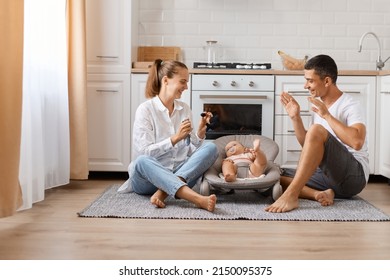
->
[150, 189, 168, 208]
[224, 174, 236, 182]
[253, 138, 260, 151]
[315, 189, 335, 206]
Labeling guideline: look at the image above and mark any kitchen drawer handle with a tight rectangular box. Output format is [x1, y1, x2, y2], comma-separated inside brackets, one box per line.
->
[287, 130, 295, 133]
[212, 81, 218, 87]
[96, 89, 119, 93]
[96, 55, 119, 59]
[300, 110, 310, 113]
[381, 91, 390, 94]
[286, 91, 309, 95]
[199, 94, 268, 100]
[249, 81, 254, 87]
[343, 91, 361, 94]
[287, 149, 302, 152]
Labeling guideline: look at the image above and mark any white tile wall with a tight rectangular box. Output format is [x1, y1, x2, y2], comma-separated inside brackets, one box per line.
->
[137, 0, 390, 70]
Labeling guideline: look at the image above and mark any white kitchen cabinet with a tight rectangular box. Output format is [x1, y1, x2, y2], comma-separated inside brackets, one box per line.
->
[87, 74, 131, 171]
[338, 76, 376, 173]
[274, 75, 376, 174]
[274, 75, 311, 167]
[130, 74, 148, 161]
[85, 0, 131, 74]
[130, 73, 191, 160]
[377, 75, 390, 178]
[85, 0, 138, 171]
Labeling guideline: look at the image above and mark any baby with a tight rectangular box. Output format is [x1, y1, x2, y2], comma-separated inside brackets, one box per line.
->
[222, 139, 267, 182]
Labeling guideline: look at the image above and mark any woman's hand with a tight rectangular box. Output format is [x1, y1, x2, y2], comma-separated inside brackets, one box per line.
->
[197, 112, 213, 139]
[171, 118, 192, 146]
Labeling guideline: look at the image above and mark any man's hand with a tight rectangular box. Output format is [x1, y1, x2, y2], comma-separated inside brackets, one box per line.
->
[280, 91, 300, 119]
[308, 96, 331, 120]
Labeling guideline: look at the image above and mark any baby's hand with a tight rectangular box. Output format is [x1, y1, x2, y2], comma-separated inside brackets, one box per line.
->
[248, 150, 256, 160]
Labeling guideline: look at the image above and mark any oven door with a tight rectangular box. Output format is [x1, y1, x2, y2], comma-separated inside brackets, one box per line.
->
[192, 90, 274, 140]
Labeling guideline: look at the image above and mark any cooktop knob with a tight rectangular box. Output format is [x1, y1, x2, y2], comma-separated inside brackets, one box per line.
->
[253, 65, 266, 69]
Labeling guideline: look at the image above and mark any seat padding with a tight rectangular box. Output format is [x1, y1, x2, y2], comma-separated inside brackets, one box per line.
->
[203, 135, 280, 190]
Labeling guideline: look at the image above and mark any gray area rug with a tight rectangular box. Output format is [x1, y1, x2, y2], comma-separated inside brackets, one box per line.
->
[78, 184, 390, 222]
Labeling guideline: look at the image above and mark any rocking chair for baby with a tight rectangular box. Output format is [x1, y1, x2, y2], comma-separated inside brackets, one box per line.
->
[200, 134, 283, 201]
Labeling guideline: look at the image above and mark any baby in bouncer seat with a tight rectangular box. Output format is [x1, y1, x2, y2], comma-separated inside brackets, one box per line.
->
[222, 138, 267, 182]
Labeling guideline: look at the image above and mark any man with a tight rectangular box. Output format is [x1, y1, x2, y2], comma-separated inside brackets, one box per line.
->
[266, 54, 369, 213]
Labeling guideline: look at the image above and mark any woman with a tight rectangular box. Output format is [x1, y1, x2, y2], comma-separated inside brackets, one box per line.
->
[118, 59, 218, 212]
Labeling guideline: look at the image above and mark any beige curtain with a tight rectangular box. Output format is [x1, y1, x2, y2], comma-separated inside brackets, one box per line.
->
[0, 0, 24, 217]
[67, 0, 89, 180]
[0, 0, 88, 217]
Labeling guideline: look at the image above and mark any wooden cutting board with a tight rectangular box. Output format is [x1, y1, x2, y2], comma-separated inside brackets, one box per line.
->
[137, 46, 181, 62]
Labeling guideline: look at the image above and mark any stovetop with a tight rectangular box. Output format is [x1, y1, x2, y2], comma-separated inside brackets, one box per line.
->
[193, 62, 272, 70]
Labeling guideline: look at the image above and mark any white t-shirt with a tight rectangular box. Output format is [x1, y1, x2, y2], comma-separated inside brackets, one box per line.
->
[312, 93, 370, 182]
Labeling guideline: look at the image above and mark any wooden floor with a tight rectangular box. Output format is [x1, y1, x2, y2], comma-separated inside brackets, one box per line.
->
[1, 173, 390, 260]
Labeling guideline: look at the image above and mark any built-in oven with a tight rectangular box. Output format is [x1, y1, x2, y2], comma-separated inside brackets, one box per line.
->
[191, 74, 275, 140]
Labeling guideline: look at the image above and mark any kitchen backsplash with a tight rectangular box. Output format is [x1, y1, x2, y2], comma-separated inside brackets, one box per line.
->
[137, 0, 390, 70]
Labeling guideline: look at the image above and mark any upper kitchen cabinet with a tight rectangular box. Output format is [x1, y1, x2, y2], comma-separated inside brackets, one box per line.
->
[86, 0, 138, 74]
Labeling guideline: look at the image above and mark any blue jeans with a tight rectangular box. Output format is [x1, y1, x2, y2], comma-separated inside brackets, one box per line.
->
[130, 142, 218, 197]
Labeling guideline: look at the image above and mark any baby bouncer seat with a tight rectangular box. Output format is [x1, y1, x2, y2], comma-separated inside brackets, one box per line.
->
[200, 135, 283, 201]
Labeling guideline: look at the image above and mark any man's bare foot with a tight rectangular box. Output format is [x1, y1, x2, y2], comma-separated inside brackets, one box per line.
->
[265, 193, 299, 213]
[150, 189, 168, 208]
[197, 194, 217, 212]
[315, 189, 335, 206]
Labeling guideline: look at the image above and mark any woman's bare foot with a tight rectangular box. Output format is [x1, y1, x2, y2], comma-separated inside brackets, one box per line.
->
[315, 189, 335, 206]
[265, 192, 299, 213]
[150, 189, 168, 208]
[197, 194, 217, 212]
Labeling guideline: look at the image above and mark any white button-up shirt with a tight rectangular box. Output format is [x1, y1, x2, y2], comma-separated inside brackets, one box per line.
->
[132, 96, 204, 171]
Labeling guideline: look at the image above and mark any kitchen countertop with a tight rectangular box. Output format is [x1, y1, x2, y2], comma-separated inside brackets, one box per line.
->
[132, 68, 390, 76]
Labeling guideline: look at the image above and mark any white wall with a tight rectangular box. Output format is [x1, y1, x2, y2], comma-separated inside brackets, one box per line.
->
[137, 0, 390, 70]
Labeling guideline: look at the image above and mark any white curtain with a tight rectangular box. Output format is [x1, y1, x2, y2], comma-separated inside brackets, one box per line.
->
[19, 0, 70, 210]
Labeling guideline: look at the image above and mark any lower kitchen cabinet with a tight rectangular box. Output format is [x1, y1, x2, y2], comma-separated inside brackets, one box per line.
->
[130, 73, 147, 162]
[274, 75, 312, 168]
[338, 76, 376, 174]
[377, 75, 390, 179]
[274, 75, 376, 174]
[87, 74, 131, 171]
